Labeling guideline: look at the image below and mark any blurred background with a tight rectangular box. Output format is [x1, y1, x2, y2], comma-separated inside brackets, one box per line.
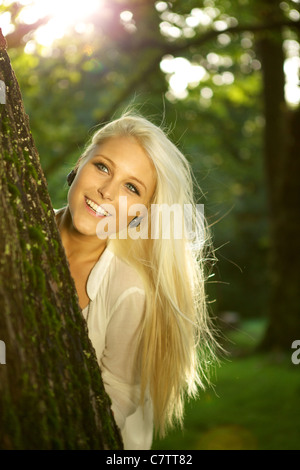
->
[1, 0, 300, 450]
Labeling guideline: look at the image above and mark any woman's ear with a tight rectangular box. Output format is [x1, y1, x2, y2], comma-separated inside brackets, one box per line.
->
[67, 169, 76, 186]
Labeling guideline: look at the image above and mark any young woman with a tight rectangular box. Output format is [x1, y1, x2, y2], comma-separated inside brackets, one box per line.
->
[55, 113, 217, 450]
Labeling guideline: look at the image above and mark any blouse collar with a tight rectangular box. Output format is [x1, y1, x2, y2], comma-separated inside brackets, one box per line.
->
[86, 246, 114, 301]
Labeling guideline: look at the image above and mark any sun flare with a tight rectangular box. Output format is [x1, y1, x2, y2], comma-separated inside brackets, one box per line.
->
[9, 0, 102, 46]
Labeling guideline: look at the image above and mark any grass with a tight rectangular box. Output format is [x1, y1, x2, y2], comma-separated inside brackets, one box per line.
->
[152, 318, 300, 450]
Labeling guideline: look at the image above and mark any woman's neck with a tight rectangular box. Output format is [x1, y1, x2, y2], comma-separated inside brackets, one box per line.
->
[56, 207, 107, 263]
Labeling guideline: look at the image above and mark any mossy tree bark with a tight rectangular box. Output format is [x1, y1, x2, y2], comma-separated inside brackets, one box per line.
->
[257, 4, 300, 350]
[0, 30, 123, 450]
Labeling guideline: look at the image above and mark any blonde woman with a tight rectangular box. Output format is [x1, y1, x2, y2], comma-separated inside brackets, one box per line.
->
[55, 113, 217, 450]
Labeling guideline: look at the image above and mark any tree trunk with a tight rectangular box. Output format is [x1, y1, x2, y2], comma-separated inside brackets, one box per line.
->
[257, 7, 300, 350]
[0, 30, 123, 450]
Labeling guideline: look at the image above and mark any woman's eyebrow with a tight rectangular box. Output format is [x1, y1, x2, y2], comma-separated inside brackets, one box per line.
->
[94, 153, 115, 167]
[94, 153, 147, 191]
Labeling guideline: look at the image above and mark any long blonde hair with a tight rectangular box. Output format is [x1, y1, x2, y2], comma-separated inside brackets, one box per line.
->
[75, 113, 218, 437]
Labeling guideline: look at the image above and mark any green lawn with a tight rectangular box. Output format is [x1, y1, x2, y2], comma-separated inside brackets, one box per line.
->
[152, 319, 300, 450]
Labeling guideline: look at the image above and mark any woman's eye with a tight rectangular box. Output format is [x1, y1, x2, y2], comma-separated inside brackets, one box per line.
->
[95, 162, 109, 173]
[126, 183, 140, 195]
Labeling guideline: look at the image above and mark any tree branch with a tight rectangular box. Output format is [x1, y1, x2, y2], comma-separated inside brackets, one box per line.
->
[5, 17, 51, 48]
[133, 18, 300, 56]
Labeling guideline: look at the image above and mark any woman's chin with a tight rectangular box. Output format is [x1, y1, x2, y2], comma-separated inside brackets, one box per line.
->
[71, 216, 99, 237]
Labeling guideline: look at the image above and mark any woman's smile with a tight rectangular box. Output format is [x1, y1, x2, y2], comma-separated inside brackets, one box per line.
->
[84, 196, 112, 218]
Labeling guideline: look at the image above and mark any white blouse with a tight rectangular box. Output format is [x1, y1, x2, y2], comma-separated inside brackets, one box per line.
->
[81, 246, 153, 450]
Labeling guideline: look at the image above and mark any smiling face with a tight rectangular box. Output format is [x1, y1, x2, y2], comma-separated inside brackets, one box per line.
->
[67, 135, 157, 239]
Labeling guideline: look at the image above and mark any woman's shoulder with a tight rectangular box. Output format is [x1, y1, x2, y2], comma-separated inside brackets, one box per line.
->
[107, 249, 145, 294]
[92, 248, 146, 319]
[88, 245, 146, 304]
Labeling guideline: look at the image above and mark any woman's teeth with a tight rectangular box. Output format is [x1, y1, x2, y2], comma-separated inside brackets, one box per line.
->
[86, 198, 109, 216]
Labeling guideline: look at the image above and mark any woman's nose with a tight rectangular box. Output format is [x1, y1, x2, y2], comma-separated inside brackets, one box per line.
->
[97, 181, 117, 201]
